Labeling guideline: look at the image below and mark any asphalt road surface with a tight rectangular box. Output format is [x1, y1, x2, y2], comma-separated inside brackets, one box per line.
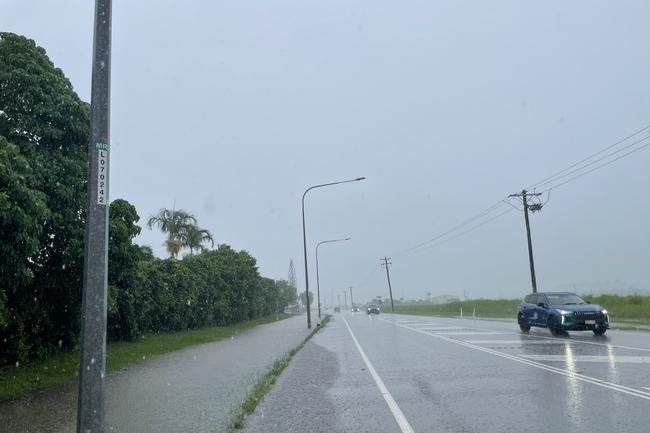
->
[243, 312, 650, 433]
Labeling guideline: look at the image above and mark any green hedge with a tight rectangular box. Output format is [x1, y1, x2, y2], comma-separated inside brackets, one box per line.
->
[0, 33, 297, 366]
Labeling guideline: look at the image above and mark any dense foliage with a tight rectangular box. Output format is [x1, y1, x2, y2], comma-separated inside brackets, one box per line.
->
[0, 33, 297, 365]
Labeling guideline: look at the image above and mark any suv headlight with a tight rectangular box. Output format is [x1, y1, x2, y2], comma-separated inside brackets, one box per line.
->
[601, 309, 608, 315]
[556, 309, 571, 315]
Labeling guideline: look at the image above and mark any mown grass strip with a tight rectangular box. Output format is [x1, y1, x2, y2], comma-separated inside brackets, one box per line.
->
[0, 314, 290, 401]
[230, 315, 332, 430]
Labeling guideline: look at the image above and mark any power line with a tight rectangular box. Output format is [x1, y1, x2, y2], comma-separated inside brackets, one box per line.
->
[526, 124, 650, 190]
[532, 134, 650, 190]
[384, 124, 650, 262]
[390, 200, 508, 257]
[400, 207, 516, 258]
[538, 138, 650, 193]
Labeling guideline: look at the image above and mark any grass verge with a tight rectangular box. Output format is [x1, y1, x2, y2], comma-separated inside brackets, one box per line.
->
[230, 314, 332, 430]
[0, 314, 290, 401]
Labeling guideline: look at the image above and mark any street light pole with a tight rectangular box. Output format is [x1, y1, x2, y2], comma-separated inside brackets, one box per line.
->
[301, 177, 365, 328]
[316, 237, 351, 319]
[349, 286, 354, 308]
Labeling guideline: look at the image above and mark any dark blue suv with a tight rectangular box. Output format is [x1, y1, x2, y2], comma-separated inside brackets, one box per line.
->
[517, 292, 609, 336]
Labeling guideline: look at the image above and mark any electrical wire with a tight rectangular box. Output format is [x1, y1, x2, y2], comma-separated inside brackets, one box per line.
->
[526, 124, 650, 190]
[390, 200, 508, 257]
[400, 207, 516, 258]
[532, 134, 650, 190]
[538, 138, 650, 193]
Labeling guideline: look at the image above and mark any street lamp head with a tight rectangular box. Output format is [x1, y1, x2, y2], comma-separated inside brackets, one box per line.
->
[344, 237, 352, 240]
[355, 177, 366, 181]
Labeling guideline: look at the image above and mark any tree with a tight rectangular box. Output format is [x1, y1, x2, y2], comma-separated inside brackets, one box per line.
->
[0, 137, 48, 361]
[299, 291, 314, 307]
[146, 208, 196, 258]
[0, 33, 90, 361]
[107, 199, 142, 341]
[276, 280, 297, 311]
[183, 224, 214, 256]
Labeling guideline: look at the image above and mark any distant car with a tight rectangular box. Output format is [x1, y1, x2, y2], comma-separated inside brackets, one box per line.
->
[367, 304, 380, 314]
[334, 307, 341, 312]
[351, 306, 360, 312]
[517, 292, 609, 336]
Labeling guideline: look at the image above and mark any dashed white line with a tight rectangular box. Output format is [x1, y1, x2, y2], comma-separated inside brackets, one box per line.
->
[465, 339, 568, 345]
[343, 317, 416, 433]
[520, 355, 650, 363]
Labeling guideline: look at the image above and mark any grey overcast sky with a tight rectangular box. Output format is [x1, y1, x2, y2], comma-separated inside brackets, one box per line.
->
[3, 1, 649, 303]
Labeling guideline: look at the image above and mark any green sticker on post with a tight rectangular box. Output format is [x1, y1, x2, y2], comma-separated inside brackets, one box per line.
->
[94, 141, 109, 152]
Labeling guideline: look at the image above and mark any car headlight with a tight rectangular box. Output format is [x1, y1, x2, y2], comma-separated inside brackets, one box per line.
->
[601, 309, 608, 315]
[556, 309, 571, 315]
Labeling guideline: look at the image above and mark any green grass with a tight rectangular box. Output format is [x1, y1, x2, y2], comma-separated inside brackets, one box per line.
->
[0, 314, 290, 401]
[582, 294, 650, 321]
[386, 294, 650, 325]
[388, 299, 519, 318]
[230, 315, 332, 430]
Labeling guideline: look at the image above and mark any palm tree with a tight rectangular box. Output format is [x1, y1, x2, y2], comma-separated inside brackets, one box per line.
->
[183, 224, 214, 256]
[147, 208, 197, 258]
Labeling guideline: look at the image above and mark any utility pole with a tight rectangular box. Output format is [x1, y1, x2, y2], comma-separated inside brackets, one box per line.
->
[338, 294, 341, 310]
[508, 189, 543, 293]
[349, 286, 354, 307]
[344, 291, 348, 309]
[381, 257, 395, 312]
[78, 1, 111, 432]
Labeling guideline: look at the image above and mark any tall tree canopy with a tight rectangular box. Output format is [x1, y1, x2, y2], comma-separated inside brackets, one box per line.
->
[0, 33, 90, 362]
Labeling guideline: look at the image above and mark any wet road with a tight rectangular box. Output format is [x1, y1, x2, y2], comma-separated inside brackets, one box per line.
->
[243, 312, 650, 433]
[0, 315, 310, 433]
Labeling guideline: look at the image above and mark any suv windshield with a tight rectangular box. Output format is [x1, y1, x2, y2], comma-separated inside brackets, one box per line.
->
[545, 293, 586, 305]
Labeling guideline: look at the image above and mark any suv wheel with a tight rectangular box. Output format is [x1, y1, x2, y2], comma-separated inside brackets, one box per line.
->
[593, 327, 607, 336]
[518, 314, 530, 333]
[547, 315, 561, 336]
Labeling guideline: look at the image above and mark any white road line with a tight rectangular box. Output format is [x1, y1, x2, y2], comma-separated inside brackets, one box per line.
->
[520, 355, 650, 363]
[433, 331, 506, 336]
[410, 325, 463, 330]
[343, 318, 416, 433]
[465, 340, 569, 345]
[386, 320, 650, 401]
[383, 316, 650, 353]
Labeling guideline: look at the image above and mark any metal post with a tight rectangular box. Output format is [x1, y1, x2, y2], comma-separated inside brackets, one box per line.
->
[344, 291, 348, 309]
[338, 294, 341, 310]
[315, 243, 321, 320]
[349, 286, 353, 308]
[301, 193, 312, 328]
[77, 1, 111, 432]
[315, 237, 350, 319]
[522, 190, 538, 293]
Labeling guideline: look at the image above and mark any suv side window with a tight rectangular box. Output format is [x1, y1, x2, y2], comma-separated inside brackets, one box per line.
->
[537, 294, 548, 305]
[527, 294, 538, 305]
[524, 295, 533, 303]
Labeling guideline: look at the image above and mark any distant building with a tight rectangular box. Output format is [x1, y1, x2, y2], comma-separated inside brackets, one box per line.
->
[430, 295, 460, 304]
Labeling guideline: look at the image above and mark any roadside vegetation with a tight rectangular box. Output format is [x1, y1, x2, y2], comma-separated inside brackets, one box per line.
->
[230, 315, 332, 430]
[388, 294, 650, 324]
[0, 313, 290, 401]
[0, 33, 298, 383]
